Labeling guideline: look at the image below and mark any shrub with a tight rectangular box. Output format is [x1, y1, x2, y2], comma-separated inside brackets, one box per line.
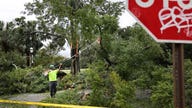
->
[184, 59, 192, 107]
[85, 61, 135, 108]
[110, 72, 135, 108]
[150, 81, 173, 108]
[24, 66, 49, 93]
[41, 89, 81, 105]
[0, 51, 25, 71]
[0, 66, 48, 95]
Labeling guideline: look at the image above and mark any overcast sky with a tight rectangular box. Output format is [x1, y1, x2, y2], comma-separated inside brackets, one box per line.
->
[0, 0, 136, 28]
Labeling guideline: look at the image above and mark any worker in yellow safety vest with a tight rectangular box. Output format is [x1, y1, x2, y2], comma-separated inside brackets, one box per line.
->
[48, 63, 62, 98]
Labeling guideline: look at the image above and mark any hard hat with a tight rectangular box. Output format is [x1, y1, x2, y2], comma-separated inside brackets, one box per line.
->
[49, 65, 55, 70]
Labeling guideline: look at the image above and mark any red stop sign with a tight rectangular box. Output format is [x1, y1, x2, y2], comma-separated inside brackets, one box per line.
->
[126, 0, 192, 43]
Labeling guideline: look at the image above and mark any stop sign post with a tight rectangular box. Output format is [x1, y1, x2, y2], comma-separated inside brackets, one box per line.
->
[126, 1, 192, 108]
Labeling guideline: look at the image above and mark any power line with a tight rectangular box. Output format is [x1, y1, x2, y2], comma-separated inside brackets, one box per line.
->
[61, 40, 98, 64]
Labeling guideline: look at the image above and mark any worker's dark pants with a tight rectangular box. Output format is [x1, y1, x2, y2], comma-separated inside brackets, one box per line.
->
[49, 81, 57, 98]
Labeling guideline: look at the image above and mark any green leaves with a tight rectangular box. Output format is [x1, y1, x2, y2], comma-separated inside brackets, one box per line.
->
[151, 81, 173, 108]
[110, 72, 135, 108]
[24, 0, 124, 46]
[0, 51, 25, 71]
[0, 66, 48, 95]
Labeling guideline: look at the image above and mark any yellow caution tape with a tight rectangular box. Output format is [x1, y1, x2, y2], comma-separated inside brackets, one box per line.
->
[0, 99, 106, 108]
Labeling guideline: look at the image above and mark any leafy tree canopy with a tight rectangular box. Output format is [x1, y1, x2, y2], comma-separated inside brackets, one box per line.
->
[24, 0, 124, 46]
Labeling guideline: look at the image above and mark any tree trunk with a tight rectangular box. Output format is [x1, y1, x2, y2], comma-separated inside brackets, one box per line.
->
[71, 41, 80, 75]
[26, 52, 30, 67]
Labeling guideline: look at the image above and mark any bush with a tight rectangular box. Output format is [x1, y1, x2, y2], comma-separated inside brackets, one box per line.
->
[0, 66, 48, 95]
[110, 72, 135, 108]
[84, 61, 135, 108]
[150, 59, 192, 108]
[24, 66, 49, 93]
[185, 59, 192, 108]
[150, 66, 173, 108]
[0, 51, 25, 71]
[150, 81, 173, 108]
[41, 89, 81, 105]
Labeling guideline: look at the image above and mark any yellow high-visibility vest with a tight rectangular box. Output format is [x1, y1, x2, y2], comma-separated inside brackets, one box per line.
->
[48, 70, 58, 81]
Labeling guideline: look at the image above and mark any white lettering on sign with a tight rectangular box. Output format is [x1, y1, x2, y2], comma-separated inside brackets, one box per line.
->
[135, 0, 154, 8]
[163, 0, 169, 8]
[163, 0, 192, 9]
[159, 0, 192, 36]
[135, 0, 192, 9]
[133, 0, 192, 36]
[178, 0, 192, 9]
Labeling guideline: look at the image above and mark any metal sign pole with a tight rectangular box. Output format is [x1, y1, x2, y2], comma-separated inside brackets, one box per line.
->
[172, 43, 185, 108]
